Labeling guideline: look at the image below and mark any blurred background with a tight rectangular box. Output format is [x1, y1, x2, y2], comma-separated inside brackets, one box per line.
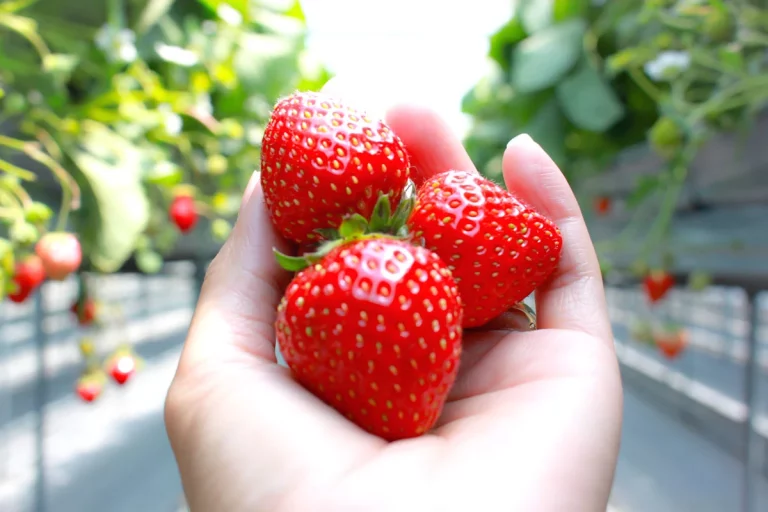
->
[0, 0, 767, 510]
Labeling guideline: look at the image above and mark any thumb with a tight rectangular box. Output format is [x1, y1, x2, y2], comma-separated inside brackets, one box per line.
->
[178, 171, 292, 373]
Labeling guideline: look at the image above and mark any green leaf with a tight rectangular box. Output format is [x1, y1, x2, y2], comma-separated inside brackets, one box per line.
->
[339, 214, 368, 239]
[0, 0, 41, 13]
[511, 19, 586, 93]
[488, 17, 526, 70]
[520, 0, 553, 34]
[0, 238, 14, 275]
[525, 99, 567, 165]
[718, 46, 744, 73]
[390, 195, 415, 234]
[72, 126, 150, 273]
[42, 54, 79, 85]
[368, 194, 392, 233]
[628, 175, 660, 207]
[273, 248, 309, 272]
[314, 228, 339, 241]
[553, 0, 589, 22]
[144, 161, 183, 186]
[556, 62, 625, 132]
[134, 0, 176, 34]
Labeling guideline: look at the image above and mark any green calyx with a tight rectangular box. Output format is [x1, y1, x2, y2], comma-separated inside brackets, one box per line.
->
[274, 188, 417, 273]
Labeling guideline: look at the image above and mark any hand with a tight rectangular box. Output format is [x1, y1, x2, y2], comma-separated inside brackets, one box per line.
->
[165, 78, 623, 512]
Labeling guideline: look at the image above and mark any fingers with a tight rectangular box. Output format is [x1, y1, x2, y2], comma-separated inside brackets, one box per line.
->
[321, 76, 477, 183]
[502, 135, 612, 343]
[177, 171, 292, 373]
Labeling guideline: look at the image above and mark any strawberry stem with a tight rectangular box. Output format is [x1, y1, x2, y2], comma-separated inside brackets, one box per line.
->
[273, 187, 418, 273]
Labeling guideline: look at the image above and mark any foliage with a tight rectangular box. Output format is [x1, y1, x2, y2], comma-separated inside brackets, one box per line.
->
[463, 0, 768, 269]
[0, 0, 330, 298]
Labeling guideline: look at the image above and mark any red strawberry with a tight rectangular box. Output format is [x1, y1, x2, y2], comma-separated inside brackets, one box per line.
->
[276, 237, 463, 441]
[35, 232, 82, 281]
[261, 91, 410, 244]
[76, 378, 103, 402]
[8, 254, 46, 303]
[643, 270, 674, 303]
[654, 328, 687, 360]
[407, 170, 562, 328]
[108, 354, 136, 385]
[594, 196, 611, 216]
[71, 298, 97, 326]
[170, 195, 198, 233]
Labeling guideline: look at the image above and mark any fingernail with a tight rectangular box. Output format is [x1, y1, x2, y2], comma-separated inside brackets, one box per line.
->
[507, 133, 534, 149]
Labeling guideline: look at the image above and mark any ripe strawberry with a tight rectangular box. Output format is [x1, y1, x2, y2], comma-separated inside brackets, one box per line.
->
[407, 170, 562, 328]
[76, 378, 103, 402]
[643, 270, 674, 303]
[35, 232, 81, 281]
[8, 254, 46, 303]
[594, 196, 611, 216]
[276, 237, 463, 441]
[261, 91, 410, 244]
[654, 327, 687, 360]
[170, 195, 198, 233]
[71, 298, 97, 326]
[108, 354, 136, 385]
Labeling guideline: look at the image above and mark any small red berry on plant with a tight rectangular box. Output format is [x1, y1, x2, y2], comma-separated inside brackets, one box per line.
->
[108, 354, 137, 385]
[8, 254, 46, 303]
[35, 232, 82, 281]
[643, 270, 674, 303]
[169, 195, 198, 233]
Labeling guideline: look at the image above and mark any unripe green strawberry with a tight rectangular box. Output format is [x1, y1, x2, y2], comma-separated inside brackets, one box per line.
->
[649, 117, 683, 159]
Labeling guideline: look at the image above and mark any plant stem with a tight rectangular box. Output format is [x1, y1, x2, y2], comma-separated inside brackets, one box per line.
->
[0, 157, 36, 181]
[22, 143, 80, 231]
[628, 68, 663, 103]
[639, 148, 695, 263]
[0, 206, 22, 220]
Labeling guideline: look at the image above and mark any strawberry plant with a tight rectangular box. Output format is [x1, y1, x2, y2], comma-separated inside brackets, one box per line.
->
[0, 0, 330, 299]
[463, 0, 768, 278]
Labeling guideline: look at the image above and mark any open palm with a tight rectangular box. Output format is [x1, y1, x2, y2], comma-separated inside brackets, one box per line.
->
[165, 79, 623, 512]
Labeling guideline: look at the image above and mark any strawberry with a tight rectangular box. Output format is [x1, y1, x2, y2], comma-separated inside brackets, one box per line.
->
[643, 270, 674, 303]
[108, 354, 136, 385]
[71, 298, 97, 326]
[35, 232, 82, 281]
[8, 254, 46, 303]
[170, 195, 198, 233]
[76, 378, 103, 402]
[594, 196, 611, 216]
[407, 170, 562, 328]
[275, 234, 463, 441]
[654, 327, 687, 360]
[75, 368, 106, 403]
[261, 91, 410, 244]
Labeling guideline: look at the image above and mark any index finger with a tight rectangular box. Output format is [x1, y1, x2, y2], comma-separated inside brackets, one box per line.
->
[503, 134, 613, 343]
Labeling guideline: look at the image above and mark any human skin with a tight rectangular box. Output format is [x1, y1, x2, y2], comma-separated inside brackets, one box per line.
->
[164, 77, 624, 512]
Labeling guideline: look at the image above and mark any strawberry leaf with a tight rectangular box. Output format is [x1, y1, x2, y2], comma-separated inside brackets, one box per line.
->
[314, 228, 340, 241]
[368, 193, 392, 233]
[339, 214, 368, 239]
[274, 249, 310, 272]
[390, 195, 415, 234]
